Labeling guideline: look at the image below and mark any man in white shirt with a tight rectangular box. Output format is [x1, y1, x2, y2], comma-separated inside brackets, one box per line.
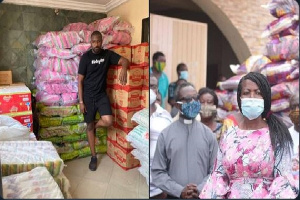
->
[150, 74, 173, 198]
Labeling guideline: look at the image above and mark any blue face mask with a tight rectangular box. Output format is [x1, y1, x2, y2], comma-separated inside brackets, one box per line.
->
[241, 98, 264, 120]
[179, 71, 188, 80]
[178, 100, 201, 119]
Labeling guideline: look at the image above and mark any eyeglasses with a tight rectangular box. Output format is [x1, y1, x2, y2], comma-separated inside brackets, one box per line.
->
[178, 95, 199, 103]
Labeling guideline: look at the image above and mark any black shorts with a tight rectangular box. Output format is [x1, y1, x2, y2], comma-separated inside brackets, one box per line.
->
[83, 94, 112, 123]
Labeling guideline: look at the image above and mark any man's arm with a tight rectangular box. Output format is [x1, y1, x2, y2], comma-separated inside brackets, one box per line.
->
[78, 74, 86, 114]
[151, 133, 184, 198]
[197, 131, 218, 192]
[118, 57, 129, 85]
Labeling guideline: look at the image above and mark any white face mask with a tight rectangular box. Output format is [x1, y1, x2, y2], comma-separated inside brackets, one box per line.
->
[150, 89, 157, 105]
[241, 98, 264, 120]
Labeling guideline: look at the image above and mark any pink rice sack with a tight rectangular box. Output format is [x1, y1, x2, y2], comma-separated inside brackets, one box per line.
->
[63, 22, 88, 31]
[34, 46, 77, 59]
[230, 55, 271, 75]
[262, 0, 299, 18]
[261, 13, 299, 38]
[217, 75, 245, 90]
[61, 93, 78, 106]
[271, 98, 290, 112]
[78, 30, 93, 43]
[264, 35, 299, 61]
[34, 69, 77, 84]
[37, 81, 78, 95]
[260, 59, 298, 85]
[33, 31, 82, 49]
[215, 90, 238, 111]
[271, 82, 292, 100]
[71, 43, 91, 56]
[88, 16, 120, 34]
[36, 91, 61, 106]
[113, 20, 134, 34]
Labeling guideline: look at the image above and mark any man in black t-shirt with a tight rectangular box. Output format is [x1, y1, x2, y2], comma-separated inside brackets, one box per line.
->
[78, 31, 129, 171]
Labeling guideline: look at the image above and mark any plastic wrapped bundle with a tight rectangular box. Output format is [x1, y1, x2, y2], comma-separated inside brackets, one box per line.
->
[33, 31, 82, 49]
[262, 0, 299, 18]
[60, 145, 107, 161]
[39, 123, 87, 138]
[271, 82, 293, 100]
[62, 114, 84, 125]
[260, 59, 298, 85]
[37, 104, 80, 117]
[261, 13, 299, 38]
[34, 69, 77, 84]
[264, 35, 299, 61]
[0, 141, 64, 176]
[126, 125, 149, 155]
[88, 16, 120, 34]
[131, 108, 149, 128]
[271, 98, 290, 112]
[53, 172, 72, 199]
[34, 46, 77, 59]
[0, 115, 30, 141]
[113, 20, 134, 34]
[217, 75, 245, 90]
[106, 31, 132, 45]
[36, 91, 61, 106]
[78, 30, 93, 43]
[216, 90, 239, 111]
[230, 55, 271, 75]
[61, 93, 78, 106]
[63, 22, 88, 31]
[2, 167, 64, 199]
[71, 43, 91, 55]
[37, 81, 78, 95]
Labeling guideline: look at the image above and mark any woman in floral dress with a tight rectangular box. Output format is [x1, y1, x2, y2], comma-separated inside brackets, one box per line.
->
[199, 72, 298, 199]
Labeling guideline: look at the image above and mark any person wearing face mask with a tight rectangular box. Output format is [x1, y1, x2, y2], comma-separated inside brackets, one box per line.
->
[150, 52, 169, 108]
[152, 82, 218, 199]
[198, 87, 223, 142]
[149, 74, 173, 199]
[200, 72, 298, 199]
[168, 63, 189, 111]
[288, 93, 299, 182]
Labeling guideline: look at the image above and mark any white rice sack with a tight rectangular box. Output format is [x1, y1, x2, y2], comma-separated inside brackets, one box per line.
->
[131, 108, 149, 128]
[126, 125, 149, 154]
[0, 115, 29, 141]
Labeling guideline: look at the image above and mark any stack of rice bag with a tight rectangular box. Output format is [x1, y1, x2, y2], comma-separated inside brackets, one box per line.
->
[126, 108, 149, 184]
[37, 104, 107, 161]
[216, 0, 299, 125]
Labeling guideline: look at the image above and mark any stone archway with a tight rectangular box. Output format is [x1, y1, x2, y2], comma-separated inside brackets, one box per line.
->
[192, 0, 274, 63]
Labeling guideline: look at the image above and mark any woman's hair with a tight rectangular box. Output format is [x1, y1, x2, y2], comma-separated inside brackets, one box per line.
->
[198, 87, 219, 106]
[237, 72, 293, 158]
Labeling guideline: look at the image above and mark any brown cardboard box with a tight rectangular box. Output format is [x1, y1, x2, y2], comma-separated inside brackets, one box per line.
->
[113, 142, 140, 170]
[0, 71, 12, 85]
[109, 45, 131, 62]
[131, 43, 149, 65]
[107, 126, 117, 142]
[107, 138, 116, 161]
[141, 86, 149, 108]
[106, 85, 117, 105]
[115, 85, 142, 108]
[106, 65, 118, 85]
[114, 105, 141, 129]
[115, 125, 133, 150]
[116, 65, 144, 87]
[143, 65, 149, 87]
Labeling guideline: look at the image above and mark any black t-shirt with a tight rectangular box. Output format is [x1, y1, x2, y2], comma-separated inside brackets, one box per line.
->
[78, 49, 121, 99]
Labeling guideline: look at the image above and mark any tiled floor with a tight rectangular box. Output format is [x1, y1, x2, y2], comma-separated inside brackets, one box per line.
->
[63, 154, 149, 199]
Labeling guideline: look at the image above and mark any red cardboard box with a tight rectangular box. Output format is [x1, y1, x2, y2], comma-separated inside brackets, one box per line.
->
[116, 65, 144, 88]
[115, 125, 133, 151]
[4, 111, 33, 131]
[114, 105, 141, 129]
[106, 85, 117, 105]
[113, 142, 140, 170]
[107, 65, 118, 85]
[109, 45, 131, 62]
[131, 43, 149, 65]
[107, 138, 116, 161]
[115, 85, 142, 109]
[0, 85, 32, 114]
[141, 86, 149, 108]
[143, 65, 149, 87]
[107, 125, 117, 142]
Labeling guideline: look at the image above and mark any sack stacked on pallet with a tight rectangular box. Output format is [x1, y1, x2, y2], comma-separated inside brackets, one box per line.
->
[126, 108, 149, 184]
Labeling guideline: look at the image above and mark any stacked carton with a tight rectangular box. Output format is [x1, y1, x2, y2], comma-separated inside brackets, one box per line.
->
[0, 84, 33, 132]
[106, 43, 149, 170]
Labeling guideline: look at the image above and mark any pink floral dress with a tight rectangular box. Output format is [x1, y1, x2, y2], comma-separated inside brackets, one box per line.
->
[199, 126, 299, 199]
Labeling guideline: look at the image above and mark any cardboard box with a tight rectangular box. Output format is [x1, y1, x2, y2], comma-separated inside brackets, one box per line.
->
[3, 111, 33, 131]
[115, 85, 142, 108]
[141, 86, 149, 108]
[131, 43, 149, 65]
[113, 142, 140, 170]
[114, 105, 141, 129]
[107, 125, 117, 142]
[106, 85, 117, 105]
[115, 126, 133, 151]
[106, 65, 118, 85]
[0, 85, 32, 114]
[107, 138, 116, 161]
[0, 71, 12, 85]
[143, 65, 149, 87]
[117, 65, 144, 87]
[109, 45, 131, 62]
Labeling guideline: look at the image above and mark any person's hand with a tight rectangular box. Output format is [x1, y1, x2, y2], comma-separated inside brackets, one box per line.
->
[119, 68, 127, 85]
[187, 184, 199, 199]
[79, 103, 86, 114]
[181, 184, 195, 199]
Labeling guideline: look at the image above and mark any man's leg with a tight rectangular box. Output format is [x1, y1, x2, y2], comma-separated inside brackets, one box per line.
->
[87, 122, 96, 156]
[95, 115, 113, 128]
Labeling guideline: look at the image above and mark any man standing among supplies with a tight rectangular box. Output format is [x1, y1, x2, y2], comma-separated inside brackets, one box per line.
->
[150, 74, 173, 198]
[151, 82, 218, 199]
[150, 51, 169, 108]
[78, 31, 129, 171]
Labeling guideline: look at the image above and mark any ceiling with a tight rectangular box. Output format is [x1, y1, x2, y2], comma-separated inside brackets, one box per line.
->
[2, 0, 128, 13]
